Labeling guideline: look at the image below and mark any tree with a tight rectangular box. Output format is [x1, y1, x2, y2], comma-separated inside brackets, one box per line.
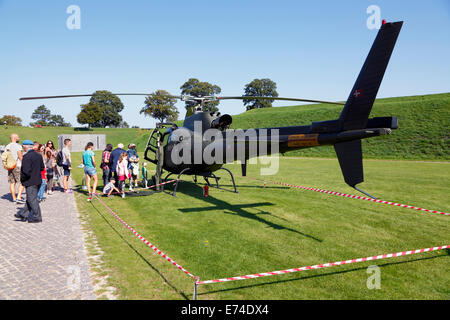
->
[180, 78, 221, 113]
[79, 90, 124, 127]
[141, 90, 179, 123]
[243, 78, 278, 110]
[77, 103, 103, 128]
[31, 105, 51, 126]
[48, 114, 71, 127]
[0, 115, 22, 126]
[118, 121, 129, 128]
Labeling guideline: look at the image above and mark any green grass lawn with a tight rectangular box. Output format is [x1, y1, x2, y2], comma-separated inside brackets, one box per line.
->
[71, 153, 449, 300]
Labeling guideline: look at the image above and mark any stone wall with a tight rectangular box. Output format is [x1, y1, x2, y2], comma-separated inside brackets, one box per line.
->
[57, 134, 106, 152]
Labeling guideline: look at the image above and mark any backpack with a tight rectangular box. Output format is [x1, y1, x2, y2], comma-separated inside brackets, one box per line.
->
[101, 151, 110, 169]
[56, 151, 64, 167]
[2, 150, 17, 171]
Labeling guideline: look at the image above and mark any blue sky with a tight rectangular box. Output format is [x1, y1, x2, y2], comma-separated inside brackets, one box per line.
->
[0, 0, 449, 128]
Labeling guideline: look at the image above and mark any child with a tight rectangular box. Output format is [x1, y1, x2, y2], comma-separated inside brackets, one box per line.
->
[116, 152, 129, 198]
[102, 178, 121, 197]
[127, 143, 139, 191]
[129, 160, 139, 191]
[141, 162, 149, 188]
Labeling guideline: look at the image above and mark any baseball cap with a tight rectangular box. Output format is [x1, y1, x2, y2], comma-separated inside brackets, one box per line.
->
[22, 140, 34, 146]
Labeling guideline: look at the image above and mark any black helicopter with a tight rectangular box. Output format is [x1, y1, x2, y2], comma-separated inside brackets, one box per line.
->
[20, 21, 403, 198]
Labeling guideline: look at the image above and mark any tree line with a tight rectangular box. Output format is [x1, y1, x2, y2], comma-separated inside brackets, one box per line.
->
[0, 105, 71, 127]
[138, 77, 278, 124]
[1, 78, 278, 127]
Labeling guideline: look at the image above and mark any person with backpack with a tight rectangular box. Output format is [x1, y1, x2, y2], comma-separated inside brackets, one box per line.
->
[55, 146, 64, 190]
[101, 144, 113, 187]
[3, 133, 25, 204]
[109, 143, 126, 187]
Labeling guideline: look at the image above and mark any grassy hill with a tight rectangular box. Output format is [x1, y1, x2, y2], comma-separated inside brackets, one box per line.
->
[1, 93, 449, 160]
[230, 93, 450, 160]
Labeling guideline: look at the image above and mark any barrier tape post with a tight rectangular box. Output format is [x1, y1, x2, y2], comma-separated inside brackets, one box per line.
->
[193, 280, 198, 301]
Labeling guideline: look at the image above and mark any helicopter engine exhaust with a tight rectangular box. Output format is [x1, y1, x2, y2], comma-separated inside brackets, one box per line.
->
[211, 114, 232, 130]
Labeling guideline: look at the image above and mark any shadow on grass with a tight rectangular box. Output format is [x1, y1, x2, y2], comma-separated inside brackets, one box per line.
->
[176, 181, 323, 242]
[89, 201, 190, 300]
[197, 253, 449, 298]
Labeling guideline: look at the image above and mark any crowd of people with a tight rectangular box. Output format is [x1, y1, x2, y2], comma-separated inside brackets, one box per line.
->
[2, 134, 73, 223]
[84, 142, 149, 201]
[2, 133, 151, 222]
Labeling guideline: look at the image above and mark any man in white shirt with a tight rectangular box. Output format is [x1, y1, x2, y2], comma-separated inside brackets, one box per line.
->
[5, 133, 24, 203]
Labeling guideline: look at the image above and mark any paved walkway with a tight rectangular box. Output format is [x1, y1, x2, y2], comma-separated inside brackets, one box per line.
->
[0, 169, 96, 300]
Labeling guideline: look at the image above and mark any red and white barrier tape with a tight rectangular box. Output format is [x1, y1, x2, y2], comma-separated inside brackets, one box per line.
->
[197, 245, 449, 284]
[93, 195, 198, 281]
[250, 177, 450, 216]
[145, 179, 178, 190]
[131, 179, 178, 191]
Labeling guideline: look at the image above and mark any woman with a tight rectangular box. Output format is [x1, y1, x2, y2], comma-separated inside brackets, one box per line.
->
[82, 142, 98, 202]
[44, 140, 58, 191]
[45, 140, 57, 157]
[101, 144, 113, 187]
[45, 150, 56, 195]
[116, 152, 129, 199]
[45, 140, 64, 191]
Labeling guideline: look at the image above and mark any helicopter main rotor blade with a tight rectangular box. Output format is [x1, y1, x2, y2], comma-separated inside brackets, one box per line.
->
[217, 96, 344, 105]
[19, 93, 344, 105]
[19, 93, 172, 101]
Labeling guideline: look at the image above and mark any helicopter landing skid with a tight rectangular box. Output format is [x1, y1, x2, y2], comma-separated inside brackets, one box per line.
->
[167, 167, 239, 197]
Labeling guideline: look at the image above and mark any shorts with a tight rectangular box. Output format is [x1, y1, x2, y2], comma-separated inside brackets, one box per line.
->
[7, 166, 21, 184]
[103, 186, 112, 195]
[84, 167, 97, 176]
[62, 164, 71, 177]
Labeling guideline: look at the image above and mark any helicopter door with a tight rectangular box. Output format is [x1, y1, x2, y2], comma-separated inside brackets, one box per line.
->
[143, 123, 175, 165]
